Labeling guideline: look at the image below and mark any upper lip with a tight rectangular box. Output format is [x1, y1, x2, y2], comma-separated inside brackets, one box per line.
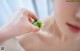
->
[66, 23, 80, 30]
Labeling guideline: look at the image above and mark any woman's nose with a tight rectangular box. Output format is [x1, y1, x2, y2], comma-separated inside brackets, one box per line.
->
[75, 8, 80, 20]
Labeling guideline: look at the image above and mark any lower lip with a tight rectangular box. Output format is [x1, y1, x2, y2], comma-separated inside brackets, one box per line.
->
[67, 23, 80, 32]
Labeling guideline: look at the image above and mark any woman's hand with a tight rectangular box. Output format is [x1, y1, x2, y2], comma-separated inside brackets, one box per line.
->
[6, 8, 39, 36]
[0, 8, 39, 43]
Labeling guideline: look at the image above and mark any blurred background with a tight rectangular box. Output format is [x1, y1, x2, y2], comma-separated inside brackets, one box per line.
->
[0, 0, 53, 27]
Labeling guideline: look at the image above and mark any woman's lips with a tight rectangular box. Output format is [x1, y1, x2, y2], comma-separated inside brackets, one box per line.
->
[66, 23, 80, 32]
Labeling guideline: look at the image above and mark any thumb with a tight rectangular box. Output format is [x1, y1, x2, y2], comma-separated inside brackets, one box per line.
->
[28, 23, 40, 32]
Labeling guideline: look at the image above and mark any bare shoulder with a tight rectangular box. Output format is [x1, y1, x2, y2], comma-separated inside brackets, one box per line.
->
[19, 30, 54, 50]
[41, 16, 54, 33]
[19, 30, 52, 43]
[19, 32, 40, 43]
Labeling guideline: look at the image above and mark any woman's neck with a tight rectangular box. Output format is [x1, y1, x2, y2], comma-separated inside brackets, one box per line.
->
[53, 20, 66, 41]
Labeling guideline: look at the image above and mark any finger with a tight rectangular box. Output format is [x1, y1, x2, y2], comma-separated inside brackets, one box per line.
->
[28, 23, 40, 32]
[29, 17, 32, 22]
[22, 8, 39, 20]
[32, 25, 40, 32]
[28, 17, 34, 22]
[28, 11, 39, 20]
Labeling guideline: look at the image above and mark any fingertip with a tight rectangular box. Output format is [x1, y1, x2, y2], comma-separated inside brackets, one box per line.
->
[32, 26, 40, 32]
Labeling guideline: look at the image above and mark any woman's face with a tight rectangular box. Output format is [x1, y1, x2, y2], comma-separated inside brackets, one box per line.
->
[54, 0, 80, 39]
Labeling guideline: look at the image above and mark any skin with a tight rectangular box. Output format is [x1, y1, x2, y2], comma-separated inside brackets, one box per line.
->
[19, 0, 80, 51]
[54, 0, 80, 39]
[0, 8, 39, 43]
